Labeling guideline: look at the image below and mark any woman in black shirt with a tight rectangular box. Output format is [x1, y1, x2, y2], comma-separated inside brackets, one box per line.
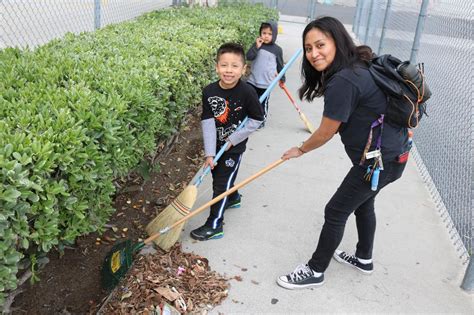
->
[277, 16, 408, 289]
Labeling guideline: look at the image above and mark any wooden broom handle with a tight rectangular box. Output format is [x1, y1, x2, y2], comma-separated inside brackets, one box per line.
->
[144, 158, 285, 244]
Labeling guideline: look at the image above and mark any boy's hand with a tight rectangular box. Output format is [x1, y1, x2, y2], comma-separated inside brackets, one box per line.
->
[256, 37, 264, 48]
[279, 80, 285, 88]
[203, 156, 216, 170]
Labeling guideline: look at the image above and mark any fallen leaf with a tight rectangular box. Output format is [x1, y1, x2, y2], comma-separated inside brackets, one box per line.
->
[233, 275, 242, 282]
[154, 287, 180, 301]
[146, 276, 160, 284]
[103, 235, 116, 242]
[121, 291, 132, 301]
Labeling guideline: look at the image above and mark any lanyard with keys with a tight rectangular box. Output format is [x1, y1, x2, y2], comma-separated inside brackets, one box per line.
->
[360, 114, 384, 191]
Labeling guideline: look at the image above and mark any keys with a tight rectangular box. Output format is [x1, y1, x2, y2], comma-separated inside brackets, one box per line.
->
[364, 151, 384, 185]
[377, 154, 384, 170]
[364, 165, 373, 181]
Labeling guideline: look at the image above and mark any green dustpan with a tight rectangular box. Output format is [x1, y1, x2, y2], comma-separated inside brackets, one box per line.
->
[101, 240, 145, 290]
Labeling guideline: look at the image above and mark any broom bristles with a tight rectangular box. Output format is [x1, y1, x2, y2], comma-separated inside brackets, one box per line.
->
[146, 185, 198, 251]
[300, 112, 315, 133]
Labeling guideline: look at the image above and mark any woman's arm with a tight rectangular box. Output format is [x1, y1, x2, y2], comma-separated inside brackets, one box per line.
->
[282, 116, 341, 160]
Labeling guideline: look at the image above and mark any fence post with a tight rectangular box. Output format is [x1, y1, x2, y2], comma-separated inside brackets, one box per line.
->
[377, 0, 392, 55]
[274, 0, 279, 10]
[363, 0, 375, 44]
[461, 257, 474, 292]
[410, 0, 429, 64]
[309, 0, 316, 21]
[94, 0, 101, 30]
[353, 0, 361, 34]
[354, 0, 366, 38]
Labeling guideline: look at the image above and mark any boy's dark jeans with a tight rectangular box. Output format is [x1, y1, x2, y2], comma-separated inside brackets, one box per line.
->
[308, 161, 406, 273]
[205, 152, 242, 229]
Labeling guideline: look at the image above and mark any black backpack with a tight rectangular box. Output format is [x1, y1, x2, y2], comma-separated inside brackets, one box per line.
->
[368, 54, 432, 128]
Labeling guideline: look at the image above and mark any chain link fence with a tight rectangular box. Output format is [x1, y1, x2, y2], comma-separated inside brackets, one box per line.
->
[0, 0, 172, 49]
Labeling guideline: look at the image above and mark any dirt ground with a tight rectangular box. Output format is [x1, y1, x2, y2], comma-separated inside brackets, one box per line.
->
[11, 109, 214, 314]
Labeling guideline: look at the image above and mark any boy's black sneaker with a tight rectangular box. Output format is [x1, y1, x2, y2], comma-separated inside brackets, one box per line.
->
[225, 194, 241, 210]
[276, 264, 324, 290]
[333, 250, 374, 274]
[190, 225, 223, 241]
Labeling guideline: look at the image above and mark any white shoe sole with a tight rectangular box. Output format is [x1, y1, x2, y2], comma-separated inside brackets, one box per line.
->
[276, 277, 324, 290]
[333, 253, 374, 274]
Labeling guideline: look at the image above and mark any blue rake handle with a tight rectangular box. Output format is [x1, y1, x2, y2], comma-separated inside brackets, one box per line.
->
[194, 48, 303, 187]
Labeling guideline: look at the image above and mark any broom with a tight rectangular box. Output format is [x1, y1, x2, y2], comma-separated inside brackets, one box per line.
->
[280, 83, 315, 133]
[145, 48, 303, 250]
[102, 158, 285, 290]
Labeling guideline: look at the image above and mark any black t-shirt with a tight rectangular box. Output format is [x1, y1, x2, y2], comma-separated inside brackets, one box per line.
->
[323, 66, 408, 165]
[201, 80, 264, 154]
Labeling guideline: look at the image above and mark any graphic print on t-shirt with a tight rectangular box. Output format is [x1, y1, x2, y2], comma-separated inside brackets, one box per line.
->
[208, 95, 243, 142]
[208, 96, 230, 123]
[216, 124, 238, 142]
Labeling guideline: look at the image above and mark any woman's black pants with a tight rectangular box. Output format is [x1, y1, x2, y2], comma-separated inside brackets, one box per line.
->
[308, 161, 406, 273]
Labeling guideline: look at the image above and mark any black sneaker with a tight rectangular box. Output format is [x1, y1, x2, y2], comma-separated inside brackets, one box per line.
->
[190, 225, 223, 241]
[276, 264, 324, 289]
[225, 194, 241, 210]
[333, 250, 374, 274]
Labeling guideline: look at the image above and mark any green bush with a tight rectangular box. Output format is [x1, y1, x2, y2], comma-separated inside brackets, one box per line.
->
[0, 4, 278, 304]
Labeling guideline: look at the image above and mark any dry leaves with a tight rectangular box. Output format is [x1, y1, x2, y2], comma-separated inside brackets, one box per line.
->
[100, 244, 229, 314]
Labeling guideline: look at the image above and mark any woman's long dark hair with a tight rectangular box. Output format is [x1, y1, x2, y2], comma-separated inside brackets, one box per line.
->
[299, 16, 374, 101]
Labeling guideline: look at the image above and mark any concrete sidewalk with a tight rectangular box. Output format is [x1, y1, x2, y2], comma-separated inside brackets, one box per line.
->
[181, 20, 473, 313]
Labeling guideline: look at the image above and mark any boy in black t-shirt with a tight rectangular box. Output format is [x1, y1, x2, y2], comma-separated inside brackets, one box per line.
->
[190, 43, 264, 241]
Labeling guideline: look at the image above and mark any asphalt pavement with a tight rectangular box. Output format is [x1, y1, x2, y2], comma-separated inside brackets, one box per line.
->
[181, 18, 473, 314]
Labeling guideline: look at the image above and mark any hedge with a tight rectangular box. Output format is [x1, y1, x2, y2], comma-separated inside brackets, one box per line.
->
[0, 3, 278, 304]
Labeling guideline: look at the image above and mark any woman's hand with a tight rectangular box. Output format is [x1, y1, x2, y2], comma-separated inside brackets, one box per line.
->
[203, 156, 216, 170]
[282, 146, 304, 160]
